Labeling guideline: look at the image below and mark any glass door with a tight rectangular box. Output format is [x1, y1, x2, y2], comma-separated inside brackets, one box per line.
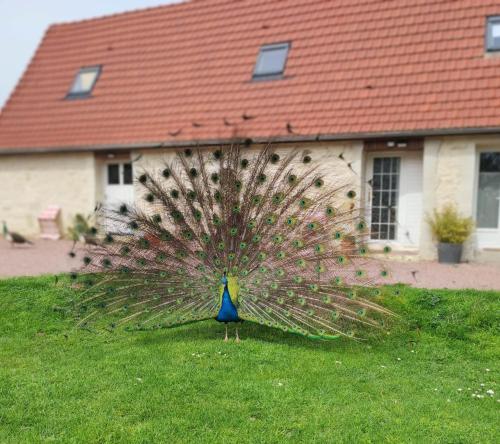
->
[369, 157, 400, 241]
[104, 160, 134, 233]
[476, 152, 500, 248]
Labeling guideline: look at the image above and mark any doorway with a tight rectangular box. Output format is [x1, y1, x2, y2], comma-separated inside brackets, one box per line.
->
[475, 151, 500, 249]
[102, 160, 134, 233]
[365, 152, 423, 249]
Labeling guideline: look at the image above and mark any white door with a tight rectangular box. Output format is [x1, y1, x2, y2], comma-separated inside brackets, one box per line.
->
[475, 151, 500, 248]
[366, 153, 423, 249]
[103, 161, 135, 233]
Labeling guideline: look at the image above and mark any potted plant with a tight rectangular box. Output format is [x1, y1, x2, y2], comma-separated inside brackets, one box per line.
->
[427, 204, 473, 264]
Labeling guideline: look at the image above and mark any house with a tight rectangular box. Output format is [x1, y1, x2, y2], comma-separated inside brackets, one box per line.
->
[1, 0, 500, 263]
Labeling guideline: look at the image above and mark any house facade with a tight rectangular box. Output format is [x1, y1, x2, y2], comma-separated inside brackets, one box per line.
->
[1, 0, 500, 263]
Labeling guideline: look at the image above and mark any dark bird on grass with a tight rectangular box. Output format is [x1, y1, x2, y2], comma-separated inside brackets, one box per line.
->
[71, 143, 393, 341]
[2, 221, 33, 247]
[286, 122, 294, 134]
[242, 112, 255, 121]
[169, 129, 182, 137]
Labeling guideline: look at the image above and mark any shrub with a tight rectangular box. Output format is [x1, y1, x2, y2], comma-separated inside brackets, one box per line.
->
[427, 204, 473, 244]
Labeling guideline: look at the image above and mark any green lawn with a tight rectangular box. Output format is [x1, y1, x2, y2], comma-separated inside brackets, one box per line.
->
[0, 276, 498, 443]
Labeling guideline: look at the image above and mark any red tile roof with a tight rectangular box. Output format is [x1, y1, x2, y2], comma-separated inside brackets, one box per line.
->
[1, 0, 500, 152]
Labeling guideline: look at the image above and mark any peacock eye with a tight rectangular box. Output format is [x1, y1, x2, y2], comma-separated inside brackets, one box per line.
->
[270, 153, 280, 164]
[303, 155, 312, 164]
[184, 149, 193, 157]
[138, 174, 147, 184]
[357, 221, 366, 231]
[162, 168, 171, 179]
[314, 178, 324, 188]
[240, 159, 249, 168]
[347, 190, 356, 199]
[210, 172, 219, 183]
[213, 150, 222, 160]
[252, 195, 262, 205]
[189, 168, 198, 178]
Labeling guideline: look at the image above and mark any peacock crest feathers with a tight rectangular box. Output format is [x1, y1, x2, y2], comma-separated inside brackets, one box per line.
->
[72, 143, 392, 339]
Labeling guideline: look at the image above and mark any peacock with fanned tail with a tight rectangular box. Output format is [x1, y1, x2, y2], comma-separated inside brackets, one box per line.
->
[72, 143, 393, 341]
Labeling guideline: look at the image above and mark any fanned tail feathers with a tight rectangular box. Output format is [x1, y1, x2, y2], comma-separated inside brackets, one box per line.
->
[71, 143, 393, 339]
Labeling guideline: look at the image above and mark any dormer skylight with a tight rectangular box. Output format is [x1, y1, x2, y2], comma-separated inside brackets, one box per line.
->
[67, 66, 101, 98]
[486, 16, 500, 51]
[252, 42, 290, 80]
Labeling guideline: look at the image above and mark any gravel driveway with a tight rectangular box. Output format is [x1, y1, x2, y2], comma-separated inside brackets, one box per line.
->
[1, 239, 499, 290]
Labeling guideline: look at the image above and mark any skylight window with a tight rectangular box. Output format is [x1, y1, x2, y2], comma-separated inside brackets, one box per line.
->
[67, 66, 101, 98]
[253, 42, 290, 80]
[486, 16, 500, 51]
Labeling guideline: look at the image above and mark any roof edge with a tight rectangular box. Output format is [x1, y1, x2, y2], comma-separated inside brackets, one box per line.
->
[1, 127, 500, 156]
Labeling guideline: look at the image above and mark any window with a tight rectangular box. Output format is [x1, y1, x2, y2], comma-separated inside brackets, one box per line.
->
[486, 16, 500, 51]
[253, 42, 290, 79]
[123, 163, 133, 185]
[67, 66, 101, 98]
[107, 164, 120, 185]
[370, 157, 400, 241]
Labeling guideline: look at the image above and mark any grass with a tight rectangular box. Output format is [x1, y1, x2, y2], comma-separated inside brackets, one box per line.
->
[0, 276, 498, 443]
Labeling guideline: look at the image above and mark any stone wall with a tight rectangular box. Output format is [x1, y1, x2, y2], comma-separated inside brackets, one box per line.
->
[421, 135, 500, 262]
[0, 152, 97, 236]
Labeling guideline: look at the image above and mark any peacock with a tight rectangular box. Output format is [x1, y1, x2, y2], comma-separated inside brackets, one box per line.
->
[70, 143, 393, 341]
[2, 221, 33, 247]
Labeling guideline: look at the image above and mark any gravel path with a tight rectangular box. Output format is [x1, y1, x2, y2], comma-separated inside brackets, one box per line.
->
[1, 239, 499, 290]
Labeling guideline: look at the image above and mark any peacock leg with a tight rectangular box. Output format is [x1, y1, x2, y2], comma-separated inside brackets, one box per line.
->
[224, 324, 228, 342]
[235, 327, 240, 343]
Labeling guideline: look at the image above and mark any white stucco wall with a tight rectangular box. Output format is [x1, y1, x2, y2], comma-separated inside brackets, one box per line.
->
[0, 152, 97, 236]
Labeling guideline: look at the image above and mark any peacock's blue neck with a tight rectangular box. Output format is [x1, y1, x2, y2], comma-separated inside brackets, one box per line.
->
[215, 283, 240, 323]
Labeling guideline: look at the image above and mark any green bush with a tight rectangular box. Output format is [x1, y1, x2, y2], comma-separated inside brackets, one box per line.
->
[427, 204, 473, 244]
